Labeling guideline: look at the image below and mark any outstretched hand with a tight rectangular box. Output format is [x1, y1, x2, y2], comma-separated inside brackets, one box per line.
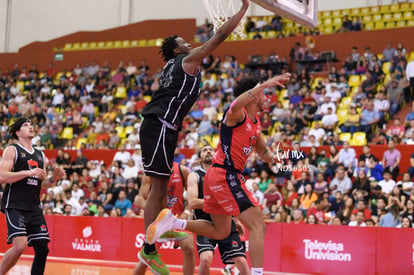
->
[53, 167, 66, 182]
[262, 73, 291, 89]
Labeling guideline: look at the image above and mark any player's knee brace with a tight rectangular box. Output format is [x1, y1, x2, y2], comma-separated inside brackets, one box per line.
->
[31, 240, 49, 275]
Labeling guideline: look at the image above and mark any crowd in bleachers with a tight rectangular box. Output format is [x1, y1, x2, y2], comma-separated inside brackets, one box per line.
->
[1, 28, 414, 229]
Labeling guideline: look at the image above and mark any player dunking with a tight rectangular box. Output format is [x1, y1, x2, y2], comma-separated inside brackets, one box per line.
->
[0, 117, 66, 275]
[187, 145, 249, 275]
[138, 0, 250, 273]
[134, 162, 194, 275]
[146, 73, 291, 275]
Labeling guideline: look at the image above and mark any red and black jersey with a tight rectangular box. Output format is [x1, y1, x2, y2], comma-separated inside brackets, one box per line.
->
[213, 108, 261, 172]
[166, 162, 185, 216]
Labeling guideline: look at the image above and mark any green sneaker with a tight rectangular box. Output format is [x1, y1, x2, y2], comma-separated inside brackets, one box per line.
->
[157, 230, 188, 243]
[138, 249, 169, 275]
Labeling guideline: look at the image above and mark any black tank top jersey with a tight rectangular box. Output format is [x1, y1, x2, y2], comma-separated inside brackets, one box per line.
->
[193, 168, 212, 222]
[142, 54, 201, 130]
[1, 144, 44, 212]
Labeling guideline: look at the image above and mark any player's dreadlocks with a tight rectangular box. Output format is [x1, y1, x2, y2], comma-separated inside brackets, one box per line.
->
[159, 35, 178, 62]
[233, 76, 260, 98]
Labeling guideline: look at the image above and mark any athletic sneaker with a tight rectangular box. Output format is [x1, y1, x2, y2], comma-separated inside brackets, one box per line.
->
[138, 249, 169, 275]
[146, 208, 176, 245]
[158, 230, 188, 243]
[222, 266, 232, 275]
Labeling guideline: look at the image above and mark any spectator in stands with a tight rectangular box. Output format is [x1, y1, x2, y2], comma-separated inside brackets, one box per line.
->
[401, 199, 414, 222]
[81, 99, 95, 124]
[112, 144, 131, 168]
[329, 166, 352, 197]
[352, 16, 362, 31]
[321, 107, 338, 133]
[382, 42, 395, 63]
[358, 100, 380, 138]
[338, 141, 356, 173]
[382, 140, 401, 180]
[245, 17, 256, 33]
[343, 55, 356, 75]
[314, 96, 336, 121]
[388, 185, 406, 210]
[64, 189, 82, 216]
[299, 184, 318, 211]
[379, 204, 401, 227]
[270, 15, 282, 32]
[348, 210, 366, 226]
[255, 16, 268, 31]
[341, 14, 353, 32]
[386, 117, 405, 140]
[391, 49, 407, 75]
[114, 190, 132, 217]
[306, 198, 326, 224]
[378, 170, 396, 196]
[373, 91, 390, 125]
[252, 31, 263, 40]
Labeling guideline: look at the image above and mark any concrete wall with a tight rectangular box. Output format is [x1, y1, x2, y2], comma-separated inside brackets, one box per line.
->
[0, 0, 410, 53]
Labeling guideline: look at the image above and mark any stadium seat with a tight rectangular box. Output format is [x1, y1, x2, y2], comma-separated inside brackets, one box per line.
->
[397, 20, 407, 28]
[348, 75, 361, 87]
[408, 20, 414, 27]
[350, 8, 359, 16]
[332, 10, 340, 17]
[375, 21, 385, 29]
[380, 5, 389, 12]
[76, 138, 87, 149]
[105, 41, 114, 48]
[97, 41, 105, 48]
[80, 42, 88, 49]
[385, 22, 396, 29]
[403, 11, 412, 19]
[125, 126, 134, 136]
[341, 9, 350, 16]
[72, 43, 80, 50]
[118, 105, 127, 114]
[362, 15, 372, 23]
[333, 17, 342, 26]
[114, 40, 122, 48]
[115, 126, 126, 139]
[382, 62, 391, 74]
[364, 22, 374, 30]
[16, 81, 25, 91]
[122, 40, 130, 47]
[339, 133, 352, 142]
[390, 4, 399, 12]
[337, 109, 349, 125]
[322, 11, 331, 17]
[370, 6, 379, 13]
[339, 97, 352, 109]
[408, 52, 414, 62]
[372, 14, 382, 21]
[382, 13, 393, 22]
[323, 17, 333, 25]
[138, 40, 147, 47]
[130, 40, 139, 47]
[60, 127, 73, 139]
[351, 132, 367, 146]
[114, 86, 127, 99]
[217, 112, 224, 121]
[89, 42, 97, 49]
[401, 3, 410, 11]
[211, 134, 220, 148]
[63, 43, 72, 50]
[143, 95, 152, 103]
[323, 26, 334, 34]
[393, 12, 402, 21]
[360, 7, 369, 14]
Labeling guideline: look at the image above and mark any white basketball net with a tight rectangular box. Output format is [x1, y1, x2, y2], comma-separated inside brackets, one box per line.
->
[202, 0, 247, 38]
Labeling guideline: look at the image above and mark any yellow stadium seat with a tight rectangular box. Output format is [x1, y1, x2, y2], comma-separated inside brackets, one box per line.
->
[332, 10, 340, 17]
[385, 22, 396, 29]
[76, 138, 87, 149]
[341, 9, 350, 16]
[322, 11, 331, 17]
[282, 100, 289, 108]
[72, 43, 80, 49]
[114, 86, 127, 99]
[396, 21, 406, 28]
[105, 41, 114, 48]
[143, 95, 152, 103]
[339, 133, 352, 142]
[350, 132, 367, 146]
[390, 4, 399, 12]
[115, 126, 126, 139]
[97, 41, 105, 48]
[94, 106, 99, 117]
[89, 42, 97, 49]
[382, 13, 393, 22]
[63, 43, 72, 50]
[323, 18, 333, 25]
[125, 126, 135, 136]
[360, 7, 369, 14]
[114, 40, 122, 48]
[60, 127, 73, 139]
[373, 14, 382, 21]
[138, 40, 147, 47]
[130, 40, 139, 47]
[217, 112, 224, 121]
[339, 97, 352, 109]
[351, 8, 360, 16]
[122, 40, 130, 47]
[365, 22, 374, 30]
[408, 52, 414, 62]
[370, 6, 379, 13]
[375, 21, 385, 29]
[348, 75, 361, 87]
[333, 17, 342, 26]
[311, 120, 321, 129]
[147, 39, 156, 46]
[16, 81, 25, 91]
[279, 89, 288, 99]
[404, 11, 412, 19]
[155, 38, 163, 46]
[401, 3, 410, 11]
[380, 5, 389, 12]
[408, 20, 414, 27]
[118, 105, 127, 114]
[393, 12, 402, 21]
[80, 42, 88, 49]
[323, 26, 334, 34]
[337, 109, 349, 124]
[362, 15, 372, 23]
[382, 62, 391, 74]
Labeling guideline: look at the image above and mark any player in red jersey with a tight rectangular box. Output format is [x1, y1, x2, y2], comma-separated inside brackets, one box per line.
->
[146, 73, 291, 275]
[134, 162, 195, 275]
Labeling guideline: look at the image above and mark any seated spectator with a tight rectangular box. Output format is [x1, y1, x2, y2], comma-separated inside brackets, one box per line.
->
[348, 210, 366, 226]
[341, 14, 353, 32]
[379, 204, 401, 227]
[357, 100, 380, 138]
[340, 106, 360, 134]
[306, 197, 326, 224]
[314, 96, 336, 121]
[352, 169, 371, 196]
[351, 199, 371, 221]
[291, 209, 305, 224]
[245, 18, 256, 33]
[329, 166, 352, 196]
[308, 121, 325, 144]
[386, 117, 405, 140]
[321, 107, 338, 132]
[299, 184, 318, 211]
[388, 185, 406, 210]
[382, 140, 401, 180]
[378, 170, 396, 195]
[330, 191, 344, 216]
[262, 183, 283, 211]
[252, 182, 264, 205]
[406, 103, 414, 126]
[353, 16, 362, 31]
[401, 199, 414, 222]
[338, 141, 356, 173]
[373, 92, 390, 125]
[114, 190, 132, 217]
[294, 171, 311, 195]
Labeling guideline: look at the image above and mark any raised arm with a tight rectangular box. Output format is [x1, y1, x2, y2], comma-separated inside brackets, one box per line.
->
[0, 146, 45, 184]
[226, 73, 291, 125]
[183, 0, 250, 73]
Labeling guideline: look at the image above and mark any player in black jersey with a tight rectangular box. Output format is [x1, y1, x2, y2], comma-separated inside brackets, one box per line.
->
[139, 0, 250, 273]
[188, 145, 249, 275]
[0, 117, 65, 275]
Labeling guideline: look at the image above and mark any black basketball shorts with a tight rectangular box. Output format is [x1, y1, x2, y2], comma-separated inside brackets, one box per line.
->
[5, 209, 50, 246]
[139, 116, 179, 179]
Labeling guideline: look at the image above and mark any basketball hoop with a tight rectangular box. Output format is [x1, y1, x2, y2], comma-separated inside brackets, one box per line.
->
[202, 0, 247, 38]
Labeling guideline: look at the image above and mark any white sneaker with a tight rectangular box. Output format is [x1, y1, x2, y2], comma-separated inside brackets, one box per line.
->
[146, 209, 176, 245]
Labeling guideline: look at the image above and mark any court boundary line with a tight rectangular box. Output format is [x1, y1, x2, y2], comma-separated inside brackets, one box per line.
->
[0, 253, 309, 274]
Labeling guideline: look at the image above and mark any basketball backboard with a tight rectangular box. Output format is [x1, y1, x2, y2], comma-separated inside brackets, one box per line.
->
[251, 0, 318, 29]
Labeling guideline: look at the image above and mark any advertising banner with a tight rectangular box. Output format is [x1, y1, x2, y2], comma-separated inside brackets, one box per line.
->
[280, 224, 376, 275]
